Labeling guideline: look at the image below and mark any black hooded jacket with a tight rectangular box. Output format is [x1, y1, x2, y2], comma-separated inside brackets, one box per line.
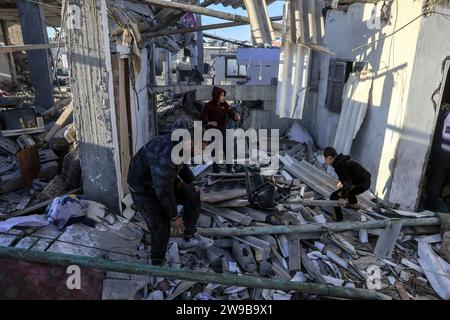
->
[200, 86, 235, 130]
[332, 154, 371, 196]
[127, 133, 195, 219]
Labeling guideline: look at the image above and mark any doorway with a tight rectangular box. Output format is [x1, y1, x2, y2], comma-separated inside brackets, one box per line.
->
[420, 60, 450, 212]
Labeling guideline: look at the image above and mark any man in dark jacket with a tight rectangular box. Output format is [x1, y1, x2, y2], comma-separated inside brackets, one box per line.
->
[200, 86, 240, 173]
[127, 123, 213, 265]
[323, 147, 372, 221]
[425, 103, 450, 211]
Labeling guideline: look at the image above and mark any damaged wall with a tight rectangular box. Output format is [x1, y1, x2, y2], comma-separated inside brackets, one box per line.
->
[389, 2, 450, 208]
[304, 1, 430, 209]
[65, 0, 122, 211]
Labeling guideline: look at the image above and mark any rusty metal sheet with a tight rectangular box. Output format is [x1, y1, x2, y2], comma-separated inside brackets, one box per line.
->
[0, 258, 105, 299]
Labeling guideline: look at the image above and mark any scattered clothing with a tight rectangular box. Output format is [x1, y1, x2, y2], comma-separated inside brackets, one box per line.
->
[0, 214, 48, 233]
[47, 195, 88, 229]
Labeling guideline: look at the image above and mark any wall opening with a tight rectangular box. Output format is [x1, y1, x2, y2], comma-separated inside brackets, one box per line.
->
[421, 61, 450, 212]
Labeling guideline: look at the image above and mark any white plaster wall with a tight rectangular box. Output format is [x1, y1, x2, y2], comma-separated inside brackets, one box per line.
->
[312, 1, 423, 204]
[389, 3, 450, 208]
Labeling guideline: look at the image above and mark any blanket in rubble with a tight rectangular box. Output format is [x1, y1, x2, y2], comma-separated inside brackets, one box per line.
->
[46, 195, 89, 229]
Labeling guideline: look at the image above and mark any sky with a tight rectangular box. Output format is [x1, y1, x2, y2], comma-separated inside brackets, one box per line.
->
[205, 0, 285, 42]
[47, 1, 286, 41]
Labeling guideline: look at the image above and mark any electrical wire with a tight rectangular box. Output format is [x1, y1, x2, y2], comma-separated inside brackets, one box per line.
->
[352, 11, 429, 52]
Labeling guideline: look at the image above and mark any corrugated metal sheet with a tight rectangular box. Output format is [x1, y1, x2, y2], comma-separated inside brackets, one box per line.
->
[280, 154, 376, 209]
[276, 0, 325, 119]
[242, 0, 274, 46]
[333, 72, 373, 155]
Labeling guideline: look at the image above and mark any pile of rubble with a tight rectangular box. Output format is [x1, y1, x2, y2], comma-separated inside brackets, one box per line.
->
[156, 90, 202, 134]
[0, 88, 81, 220]
[1, 120, 449, 300]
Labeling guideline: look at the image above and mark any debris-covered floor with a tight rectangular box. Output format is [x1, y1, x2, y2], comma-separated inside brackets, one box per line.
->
[1, 118, 449, 300]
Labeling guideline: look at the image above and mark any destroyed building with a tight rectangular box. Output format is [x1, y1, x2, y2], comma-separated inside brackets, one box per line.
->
[0, 0, 450, 302]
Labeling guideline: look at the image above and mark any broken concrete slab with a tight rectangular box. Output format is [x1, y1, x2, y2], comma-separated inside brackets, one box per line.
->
[288, 237, 302, 272]
[374, 220, 404, 259]
[235, 206, 268, 222]
[203, 204, 253, 225]
[0, 135, 19, 154]
[231, 235, 271, 261]
[46, 220, 143, 258]
[232, 240, 257, 272]
[417, 239, 450, 299]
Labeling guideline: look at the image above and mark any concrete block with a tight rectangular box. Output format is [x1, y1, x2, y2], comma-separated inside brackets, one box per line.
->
[232, 240, 257, 272]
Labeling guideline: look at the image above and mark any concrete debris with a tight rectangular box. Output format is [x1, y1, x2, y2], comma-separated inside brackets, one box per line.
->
[0, 0, 450, 300]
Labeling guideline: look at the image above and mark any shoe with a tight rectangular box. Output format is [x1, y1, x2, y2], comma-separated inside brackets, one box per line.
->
[180, 233, 214, 249]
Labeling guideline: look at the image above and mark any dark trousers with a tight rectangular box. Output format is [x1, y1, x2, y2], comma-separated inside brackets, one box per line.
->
[212, 128, 233, 172]
[330, 181, 370, 221]
[130, 182, 200, 265]
[426, 161, 450, 211]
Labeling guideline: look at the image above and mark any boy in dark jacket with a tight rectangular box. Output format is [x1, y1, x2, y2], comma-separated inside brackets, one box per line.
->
[323, 147, 372, 221]
[128, 123, 213, 265]
[200, 86, 240, 173]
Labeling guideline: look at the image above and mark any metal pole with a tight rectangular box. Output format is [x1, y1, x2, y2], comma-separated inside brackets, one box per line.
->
[143, 21, 245, 39]
[0, 246, 386, 300]
[141, 0, 283, 30]
[143, 16, 284, 39]
[148, 0, 218, 33]
[197, 217, 441, 237]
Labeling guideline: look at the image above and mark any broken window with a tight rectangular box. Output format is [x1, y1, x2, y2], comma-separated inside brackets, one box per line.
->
[325, 60, 367, 114]
[225, 57, 247, 78]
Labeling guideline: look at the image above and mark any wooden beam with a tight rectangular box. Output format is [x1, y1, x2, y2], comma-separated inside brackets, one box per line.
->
[43, 103, 73, 142]
[0, 43, 58, 54]
[143, 15, 284, 39]
[148, 0, 217, 33]
[0, 246, 387, 300]
[142, 0, 282, 30]
[143, 21, 245, 39]
[111, 54, 131, 194]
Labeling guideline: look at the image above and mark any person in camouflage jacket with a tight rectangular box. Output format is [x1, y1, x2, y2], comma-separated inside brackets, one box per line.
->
[128, 123, 213, 265]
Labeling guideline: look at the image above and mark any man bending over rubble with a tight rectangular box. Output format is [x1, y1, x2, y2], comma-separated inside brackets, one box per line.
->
[127, 120, 213, 266]
[323, 147, 371, 222]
